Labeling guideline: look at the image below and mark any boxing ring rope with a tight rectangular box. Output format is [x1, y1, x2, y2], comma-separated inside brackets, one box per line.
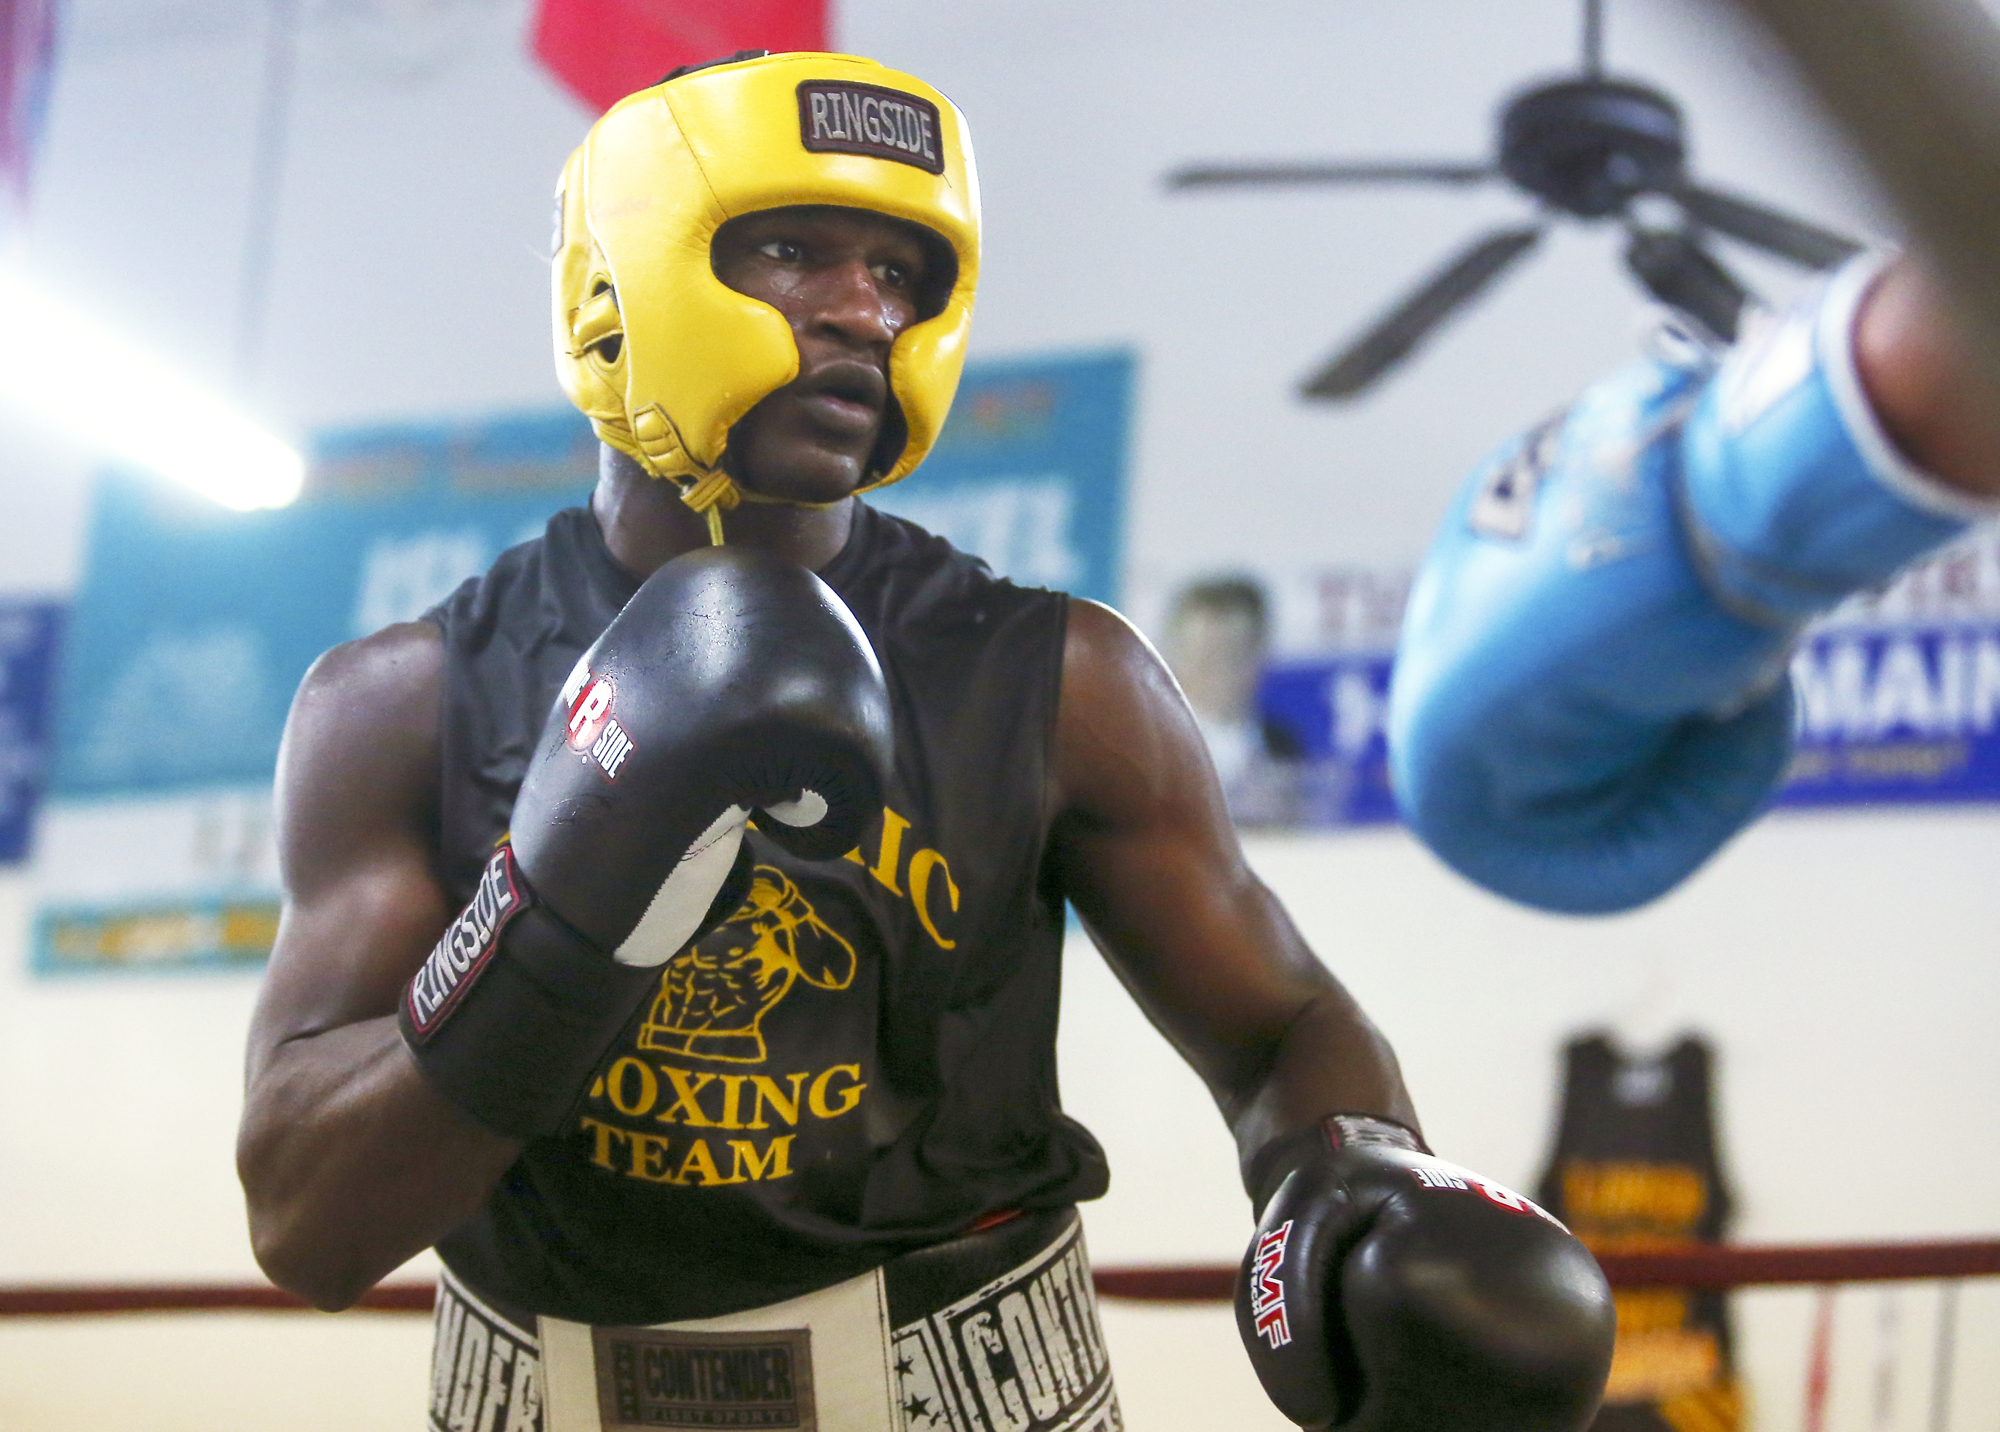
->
[1, 1236, 1995, 1316]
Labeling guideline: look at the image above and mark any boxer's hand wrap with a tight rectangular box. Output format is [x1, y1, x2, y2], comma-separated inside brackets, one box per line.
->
[1236, 1115, 1614, 1432]
[398, 547, 893, 1141]
[1390, 253, 1997, 914]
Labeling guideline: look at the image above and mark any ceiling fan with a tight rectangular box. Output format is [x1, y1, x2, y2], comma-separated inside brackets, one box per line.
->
[1166, 0, 1865, 400]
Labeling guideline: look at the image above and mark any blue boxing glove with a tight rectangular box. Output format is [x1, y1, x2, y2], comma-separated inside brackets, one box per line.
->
[1390, 256, 1995, 913]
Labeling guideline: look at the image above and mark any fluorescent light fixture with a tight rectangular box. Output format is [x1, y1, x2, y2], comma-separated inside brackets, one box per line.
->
[0, 268, 304, 510]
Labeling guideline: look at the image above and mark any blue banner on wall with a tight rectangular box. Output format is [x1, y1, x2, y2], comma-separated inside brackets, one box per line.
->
[872, 350, 1130, 606]
[0, 601, 63, 863]
[35, 350, 1133, 974]
[35, 409, 600, 974]
[1778, 620, 2000, 806]
[1258, 653, 1398, 827]
[48, 412, 600, 803]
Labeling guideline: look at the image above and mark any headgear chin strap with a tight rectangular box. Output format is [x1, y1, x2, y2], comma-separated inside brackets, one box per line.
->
[552, 51, 981, 543]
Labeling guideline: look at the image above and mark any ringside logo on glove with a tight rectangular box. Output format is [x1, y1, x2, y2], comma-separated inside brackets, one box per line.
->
[405, 846, 529, 1039]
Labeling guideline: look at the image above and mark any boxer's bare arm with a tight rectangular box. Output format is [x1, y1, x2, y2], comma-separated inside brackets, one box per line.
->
[237, 623, 521, 1310]
[1049, 599, 1419, 1170]
[1856, 259, 2000, 499]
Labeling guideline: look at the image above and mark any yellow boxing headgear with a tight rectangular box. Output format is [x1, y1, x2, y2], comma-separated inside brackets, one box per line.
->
[552, 52, 980, 538]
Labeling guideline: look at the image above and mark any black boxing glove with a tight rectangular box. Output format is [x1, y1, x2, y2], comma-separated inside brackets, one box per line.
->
[397, 547, 893, 1140]
[1236, 1114, 1615, 1432]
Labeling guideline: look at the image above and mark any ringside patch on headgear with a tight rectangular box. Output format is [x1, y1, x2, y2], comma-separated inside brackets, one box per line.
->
[551, 52, 980, 542]
[797, 81, 943, 173]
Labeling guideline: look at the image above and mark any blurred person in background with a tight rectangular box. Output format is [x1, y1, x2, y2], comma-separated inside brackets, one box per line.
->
[1164, 576, 1307, 826]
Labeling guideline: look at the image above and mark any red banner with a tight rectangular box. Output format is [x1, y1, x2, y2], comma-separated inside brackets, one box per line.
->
[532, 0, 828, 114]
[1, 0, 56, 230]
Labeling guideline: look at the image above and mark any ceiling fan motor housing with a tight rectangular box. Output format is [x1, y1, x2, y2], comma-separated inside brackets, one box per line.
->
[1500, 79, 1686, 217]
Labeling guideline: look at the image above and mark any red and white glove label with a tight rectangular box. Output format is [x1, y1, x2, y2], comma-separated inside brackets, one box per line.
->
[1409, 1163, 1570, 1232]
[563, 665, 637, 781]
[1247, 1219, 1294, 1349]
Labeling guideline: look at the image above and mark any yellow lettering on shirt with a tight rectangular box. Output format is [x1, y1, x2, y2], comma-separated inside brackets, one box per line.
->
[748, 1073, 807, 1129]
[676, 1138, 726, 1186]
[603, 1057, 658, 1118]
[575, 801, 967, 1193]
[658, 1066, 720, 1127]
[580, 1116, 626, 1171]
[869, 808, 911, 895]
[809, 1064, 866, 1119]
[843, 805, 960, 950]
[728, 1136, 795, 1182]
[628, 1130, 678, 1183]
[580, 1064, 860, 1189]
[909, 848, 960, 950]
[1562, 1160, 1708, 1234]
[717, 1074, 747, 1129]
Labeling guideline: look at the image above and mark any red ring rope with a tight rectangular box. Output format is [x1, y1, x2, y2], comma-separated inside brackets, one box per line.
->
[1, 1239, 1994, 1316]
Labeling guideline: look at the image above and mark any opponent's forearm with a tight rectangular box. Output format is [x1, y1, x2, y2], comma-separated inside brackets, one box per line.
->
[1855, 258, 2000, 498]
[1732, 0, 2000, 394]
[238, 1017, 520, 1309]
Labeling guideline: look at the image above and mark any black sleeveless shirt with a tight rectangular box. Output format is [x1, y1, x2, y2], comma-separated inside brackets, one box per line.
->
[422, 502, 1109, 1326]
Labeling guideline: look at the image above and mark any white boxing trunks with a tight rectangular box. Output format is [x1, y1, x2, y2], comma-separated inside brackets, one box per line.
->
[427, 1207, 1123, 1432]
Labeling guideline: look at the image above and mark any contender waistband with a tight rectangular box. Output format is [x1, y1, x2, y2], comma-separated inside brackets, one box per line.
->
[430, 1207, 1123, 1432]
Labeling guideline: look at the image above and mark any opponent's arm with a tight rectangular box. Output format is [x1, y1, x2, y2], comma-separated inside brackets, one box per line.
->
[239, 624, 522, 1310]
[1854, 259, 2000, 498]
[1390, 254, 2000, 915]
[1730, 0, 2000, 392]
[1047, 597, 1414, 1163]
[1051, 601, 1612, 1430]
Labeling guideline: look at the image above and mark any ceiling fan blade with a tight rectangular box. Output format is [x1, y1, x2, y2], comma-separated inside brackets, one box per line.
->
[1300, 225, 1542, 400]
[1625, 227, 1753, 343]
[1674, 183, 1863, 269]
[1167, 161, 1494, 190]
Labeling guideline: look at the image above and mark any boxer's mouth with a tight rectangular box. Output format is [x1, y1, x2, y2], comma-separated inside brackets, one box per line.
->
[792, 361, 888, 438]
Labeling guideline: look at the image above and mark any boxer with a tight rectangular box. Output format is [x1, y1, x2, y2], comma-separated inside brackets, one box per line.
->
[237, 52, 1613, 1430]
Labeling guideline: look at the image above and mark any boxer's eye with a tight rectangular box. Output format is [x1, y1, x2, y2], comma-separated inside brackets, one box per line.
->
[872, 259, 915, 291]
[757, 239, 806, 263]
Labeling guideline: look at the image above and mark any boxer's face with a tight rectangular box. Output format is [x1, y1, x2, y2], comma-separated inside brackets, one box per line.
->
[713, 206, 939, 504]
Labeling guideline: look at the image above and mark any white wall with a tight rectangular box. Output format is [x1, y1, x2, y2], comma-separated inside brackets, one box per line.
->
[0, 1, 1994, 1429]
